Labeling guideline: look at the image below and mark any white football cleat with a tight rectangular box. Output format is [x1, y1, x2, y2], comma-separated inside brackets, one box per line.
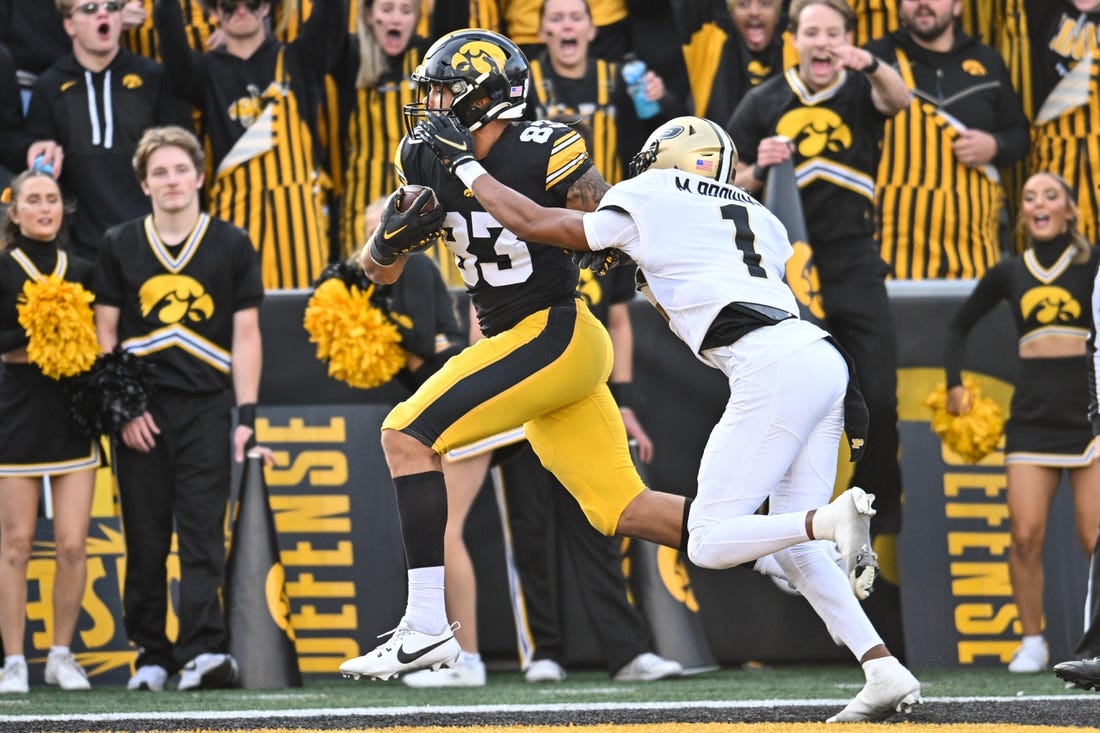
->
[827, 657, 922, 723]
[340, 621, 460, 681]
[812, 487, 878, 599]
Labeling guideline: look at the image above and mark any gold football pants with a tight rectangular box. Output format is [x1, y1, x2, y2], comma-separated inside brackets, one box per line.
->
[383, 298, 644, 534]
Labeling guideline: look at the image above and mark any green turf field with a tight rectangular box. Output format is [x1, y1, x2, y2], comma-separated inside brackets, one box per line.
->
[0, 664, 1090, 717]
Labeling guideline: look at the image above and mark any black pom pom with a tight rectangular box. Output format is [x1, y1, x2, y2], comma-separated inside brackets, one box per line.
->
[312, 260, 373, 291]
[65, 346, 155, 437]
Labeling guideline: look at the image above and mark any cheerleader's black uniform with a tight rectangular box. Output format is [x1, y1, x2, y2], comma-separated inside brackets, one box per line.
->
[0, 235, 99, 476]
[945, 234, 1100, 465]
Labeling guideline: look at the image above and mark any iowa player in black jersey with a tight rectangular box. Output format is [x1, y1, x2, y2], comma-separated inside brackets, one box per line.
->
[338, 28, 695, 682]
[93, 126, 264, 692]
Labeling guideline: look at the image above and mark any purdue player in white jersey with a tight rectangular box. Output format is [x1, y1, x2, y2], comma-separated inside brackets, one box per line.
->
[414, 112, 922, 723]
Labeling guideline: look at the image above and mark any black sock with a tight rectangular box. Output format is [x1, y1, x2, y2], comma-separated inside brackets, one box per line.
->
[393, 471, 447, 568]
[679, 496, 693, 553]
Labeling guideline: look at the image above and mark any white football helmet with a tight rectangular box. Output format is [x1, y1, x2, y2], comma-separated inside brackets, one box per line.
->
[629, 116, 738, 184]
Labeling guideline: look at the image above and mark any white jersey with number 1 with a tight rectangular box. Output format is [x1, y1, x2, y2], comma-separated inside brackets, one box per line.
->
[582, 168, 828, 368]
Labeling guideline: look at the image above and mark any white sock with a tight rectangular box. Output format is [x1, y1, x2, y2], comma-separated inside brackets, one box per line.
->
[1020, 634, 1045, 648]
[50, 645, 70, 658]
[404, 566, 448, 634]
[772, 543, 881, 657]
[753, 554, 783, 579]
[459, 651, 482, 666]
[4, 654, 25, 667]
[862, 656, 899, 677]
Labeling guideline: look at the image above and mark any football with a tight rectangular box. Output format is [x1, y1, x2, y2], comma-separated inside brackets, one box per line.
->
[396, 184, 439, 214]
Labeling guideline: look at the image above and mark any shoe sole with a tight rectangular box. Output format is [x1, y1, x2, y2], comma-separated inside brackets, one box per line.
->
[895, 691, 923, 714]
[842, 489, 879, 600]
[1055, 671, 1100, 691]
[341, 652, 459, 682]
[827, 689, 922, 723]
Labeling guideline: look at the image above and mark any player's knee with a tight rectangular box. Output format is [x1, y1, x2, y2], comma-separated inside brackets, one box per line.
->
[581, 506, 617, 536]
[380, 428, 432, 463]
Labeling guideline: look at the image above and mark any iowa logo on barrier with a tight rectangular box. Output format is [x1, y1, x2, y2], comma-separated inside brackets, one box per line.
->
[265, 562, 295, 640]
[656, 545, 700, 612]
[786, 241, 825, 320]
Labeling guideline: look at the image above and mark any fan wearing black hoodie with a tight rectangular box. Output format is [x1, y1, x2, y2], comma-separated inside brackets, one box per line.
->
[22, 0, 190, 261]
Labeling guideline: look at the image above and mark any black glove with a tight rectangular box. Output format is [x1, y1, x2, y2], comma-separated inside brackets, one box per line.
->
[413, 113, 476, 175]
[573, 248, 622, 276]
[313, 259, 372, 291]
[368, 187, 446, 266]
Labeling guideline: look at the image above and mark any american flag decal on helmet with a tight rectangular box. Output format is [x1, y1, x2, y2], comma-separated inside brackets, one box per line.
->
[696, 159, 714, 172]
[510, 85, 524, 96]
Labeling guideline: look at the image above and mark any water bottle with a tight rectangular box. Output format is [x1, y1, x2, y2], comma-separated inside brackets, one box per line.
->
[621, 54, 660, 120]
[32, 153, 54, 176]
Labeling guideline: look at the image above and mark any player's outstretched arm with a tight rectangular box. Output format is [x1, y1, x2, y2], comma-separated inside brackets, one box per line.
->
[468, 168, 589, 251]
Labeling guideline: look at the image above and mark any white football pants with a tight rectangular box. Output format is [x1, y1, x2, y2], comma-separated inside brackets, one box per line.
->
[686, 331, 882, 659]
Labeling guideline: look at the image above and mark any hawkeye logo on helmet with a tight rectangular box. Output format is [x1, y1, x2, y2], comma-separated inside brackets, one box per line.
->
[452, 41, 507, 78]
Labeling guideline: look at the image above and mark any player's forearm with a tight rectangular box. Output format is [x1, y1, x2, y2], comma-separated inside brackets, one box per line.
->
[465, 166, 588, 251]
[360, 234, 410, 284]
[231, 308, 262, 406]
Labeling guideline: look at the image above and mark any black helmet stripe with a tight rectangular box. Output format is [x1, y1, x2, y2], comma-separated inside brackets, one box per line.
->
[699, 117, 734, 184]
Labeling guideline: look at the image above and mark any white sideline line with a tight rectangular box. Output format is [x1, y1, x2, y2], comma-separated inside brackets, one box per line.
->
[0, 695, 1089, 723]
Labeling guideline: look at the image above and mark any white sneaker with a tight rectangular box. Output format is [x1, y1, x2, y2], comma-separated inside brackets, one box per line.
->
[402, 655, 485, 687]
[0, 658, 28, 694]
[1008, 637, 1049, 673]
[827, 657, 922, 723]
[613, 652, 683, 681]
[340, 621, 460, 681]
[177, 653, 239, 691]
[45, 651, 91, 690]
[525, 658, 567, 683]
[812, 487, 878, 599]
[127, 664, 168, 691]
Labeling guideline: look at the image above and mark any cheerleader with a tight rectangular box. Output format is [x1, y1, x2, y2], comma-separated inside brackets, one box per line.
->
[0, 170, 99, 693]
[945, 172, 1100, 673]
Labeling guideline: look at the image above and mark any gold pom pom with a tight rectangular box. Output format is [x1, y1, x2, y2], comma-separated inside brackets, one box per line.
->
[924, 376, 1005, 463]
[303, 279, 406, 389]
[16, 276, 99, 380]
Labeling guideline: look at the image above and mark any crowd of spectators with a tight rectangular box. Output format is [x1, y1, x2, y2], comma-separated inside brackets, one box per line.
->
[2, 1, 1095, 285]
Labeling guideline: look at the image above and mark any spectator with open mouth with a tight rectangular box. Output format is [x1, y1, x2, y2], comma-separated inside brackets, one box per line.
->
[22, 0, 190, 261]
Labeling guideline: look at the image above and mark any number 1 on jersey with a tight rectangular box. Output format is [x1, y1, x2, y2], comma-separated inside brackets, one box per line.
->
[721, 204, 766, 278]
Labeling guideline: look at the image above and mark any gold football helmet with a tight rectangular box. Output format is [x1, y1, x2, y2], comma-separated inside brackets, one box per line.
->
[629, 116, 738, 184]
